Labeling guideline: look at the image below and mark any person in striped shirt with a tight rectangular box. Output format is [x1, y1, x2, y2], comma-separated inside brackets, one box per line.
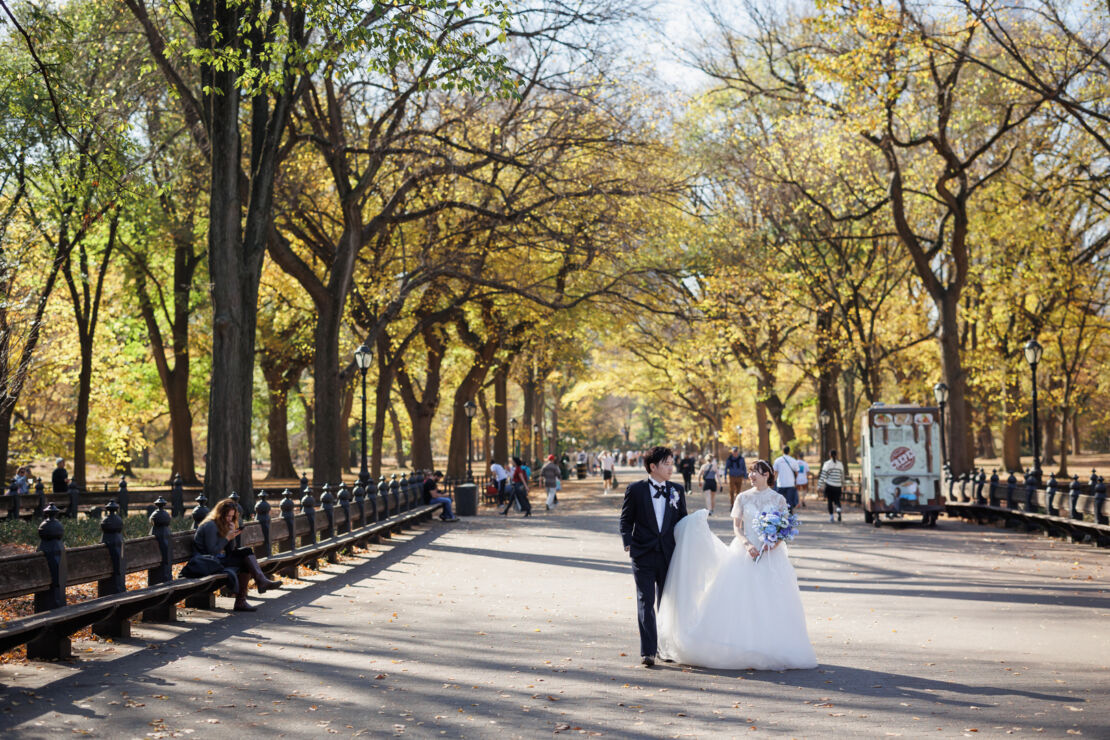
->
[819, 450, 845, 522]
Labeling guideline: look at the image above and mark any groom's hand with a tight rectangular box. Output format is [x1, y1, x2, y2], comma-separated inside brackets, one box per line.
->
[624, 545, 630, 552]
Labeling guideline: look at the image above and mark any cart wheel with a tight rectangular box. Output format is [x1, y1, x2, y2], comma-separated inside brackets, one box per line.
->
[864, 511, 873, 524]
[872, 514, 881, 527]
[926, 512, 938, 527]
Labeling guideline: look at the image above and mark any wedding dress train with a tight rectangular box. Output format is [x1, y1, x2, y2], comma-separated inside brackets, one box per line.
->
[657, 490, 817, 670]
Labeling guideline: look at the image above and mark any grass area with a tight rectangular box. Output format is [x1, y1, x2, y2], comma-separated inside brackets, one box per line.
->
[0, 514, 195, 548]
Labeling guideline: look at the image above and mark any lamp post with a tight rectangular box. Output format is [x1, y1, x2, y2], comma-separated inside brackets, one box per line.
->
[735, 425, 743, 448]
[532, 423, 539, 468]
[463, 400, 477, 482]
[819, 409, 831, 461]
[509, 417, 518, 460]
[1025, 339, 1044, 479]
[353, 343, 374, 485]
[933, 382, 949, 471]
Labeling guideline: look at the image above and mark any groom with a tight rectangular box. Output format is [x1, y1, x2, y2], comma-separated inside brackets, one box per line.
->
[619, 445, 688, 667]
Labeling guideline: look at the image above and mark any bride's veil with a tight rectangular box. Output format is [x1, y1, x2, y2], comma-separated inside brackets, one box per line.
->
[658, 509, 728, 659]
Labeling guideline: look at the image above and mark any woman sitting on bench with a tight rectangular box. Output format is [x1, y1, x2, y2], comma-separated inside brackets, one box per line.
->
[193, 499, 283, 612]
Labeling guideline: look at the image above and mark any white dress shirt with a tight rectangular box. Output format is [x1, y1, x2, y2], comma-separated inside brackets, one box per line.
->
[649, 480, 667, 530]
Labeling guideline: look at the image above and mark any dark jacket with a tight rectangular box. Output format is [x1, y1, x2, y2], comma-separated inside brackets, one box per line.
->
[193, 520, 233, 558]
[725, 454, 747, 477]
[619, 479, 687, 562]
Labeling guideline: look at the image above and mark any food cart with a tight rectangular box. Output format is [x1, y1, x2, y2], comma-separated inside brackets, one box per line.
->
[859, 404, 944, 527]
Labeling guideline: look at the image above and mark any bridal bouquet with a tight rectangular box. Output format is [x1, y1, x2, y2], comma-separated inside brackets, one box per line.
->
[752, 509, 800, 562]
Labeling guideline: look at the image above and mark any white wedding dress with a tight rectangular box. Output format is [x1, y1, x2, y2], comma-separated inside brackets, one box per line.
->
[657, 488, 818, 670]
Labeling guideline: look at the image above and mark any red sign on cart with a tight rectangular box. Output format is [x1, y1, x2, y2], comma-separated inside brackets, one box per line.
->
[890, 446, 915, 471]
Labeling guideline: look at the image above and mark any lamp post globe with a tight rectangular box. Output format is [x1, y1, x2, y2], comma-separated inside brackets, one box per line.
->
[353, 343, 373, 484]
[509, 417, 518, 459]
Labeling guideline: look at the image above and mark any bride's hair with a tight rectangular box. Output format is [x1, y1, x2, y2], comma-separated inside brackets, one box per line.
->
[750, 459, 776, 487]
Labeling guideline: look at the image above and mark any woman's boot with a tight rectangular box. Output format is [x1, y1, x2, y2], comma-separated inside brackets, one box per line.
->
[233, 577, 256, 612]
[246, 554, 283, 594]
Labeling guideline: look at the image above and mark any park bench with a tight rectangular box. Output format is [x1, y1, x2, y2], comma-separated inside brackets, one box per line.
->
[943, 469, 1110, 546]
[0, 473, 446, 661]
[6, 471, 489, 521]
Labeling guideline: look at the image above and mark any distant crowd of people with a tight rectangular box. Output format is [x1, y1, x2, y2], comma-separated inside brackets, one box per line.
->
[7, 457, 70, 496]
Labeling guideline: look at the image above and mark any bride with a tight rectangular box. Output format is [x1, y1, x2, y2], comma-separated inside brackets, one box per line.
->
[657, 459, 817, 670]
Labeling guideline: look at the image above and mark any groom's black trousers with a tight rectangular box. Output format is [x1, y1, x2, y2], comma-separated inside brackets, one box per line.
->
[631, 550, 668, 658]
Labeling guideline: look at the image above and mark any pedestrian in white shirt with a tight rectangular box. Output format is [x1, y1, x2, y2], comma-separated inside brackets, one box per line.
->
[772, 446, 801, 512]
[490, 459, 509, 506]
[599, 450, 615, 493]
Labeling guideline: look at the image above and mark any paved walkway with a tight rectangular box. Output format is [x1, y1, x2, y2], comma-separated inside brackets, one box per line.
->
[1, 478, 1108, 738]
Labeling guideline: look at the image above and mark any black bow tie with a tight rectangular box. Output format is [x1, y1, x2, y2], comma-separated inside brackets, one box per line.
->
[652, 484, 668, 498]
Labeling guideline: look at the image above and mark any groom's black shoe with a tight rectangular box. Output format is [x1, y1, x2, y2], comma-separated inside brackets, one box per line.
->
[641, 655, 655, 667]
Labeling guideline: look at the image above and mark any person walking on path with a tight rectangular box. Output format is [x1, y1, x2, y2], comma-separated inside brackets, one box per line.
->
[619, 445, 688, 667]
[772, 445, 801, 512]
[52, 458, 69, 494]
[818, 450, 845, 522]
[795, 454, 809, 508]
[724, 447, 747, 507]
[541, 454, 561, 510]
[500, 456, 533, 517]
[678, 453, 696, 494]
[698, 454, 720, 514]
[600, 450, 616, 494]
[490, 459, 509, 507]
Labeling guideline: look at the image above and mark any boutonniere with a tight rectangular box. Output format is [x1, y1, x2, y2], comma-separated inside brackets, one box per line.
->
[667, 488, 679, 510]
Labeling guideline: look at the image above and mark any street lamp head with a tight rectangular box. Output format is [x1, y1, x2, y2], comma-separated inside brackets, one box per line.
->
[765, 419, 773, 431]
[532, 424, 539, 434]
[509, 417, 519, 431]
[819, 410, 831, 425]
[463, 400, 477, 418]
[933, 381, 949, 405]
[354, 343, 373, 371]
[735, 425, 742, 436]
[1024, 338, 1043, 367]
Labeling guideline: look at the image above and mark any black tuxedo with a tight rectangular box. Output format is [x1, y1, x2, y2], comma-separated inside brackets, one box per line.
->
[619, 478, 687, 658]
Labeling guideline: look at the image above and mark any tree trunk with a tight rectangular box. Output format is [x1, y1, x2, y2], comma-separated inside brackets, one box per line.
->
[73, 336, 93, 488]
[1058, 407, 1070, 476]
[370, 334, 393, 478]
[976, 409, 997, 460]
[1072, 414, 1081, 457]
[446, 358, 495, 478]
[756, 402, 770, 461]
[1001, 380, 1022, 471]
[522, 368, 536, 465]
[493, 364, 508, 464]
[193, 0, 301, 514]
[478, 389, 491, 467]
[388, 405, 406, 469]
[815, 305, 838, 463]
[201, 9, 256, 510]
[937, 294, 973, 476]
[264, 378, 297, 480]
[1043, 413, 1057, 466]
[761, 388, 796, 454]
[310, 298, 345, 486]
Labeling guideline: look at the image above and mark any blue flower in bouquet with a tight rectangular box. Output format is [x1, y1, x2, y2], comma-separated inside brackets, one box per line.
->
[751, 509, 800, 561]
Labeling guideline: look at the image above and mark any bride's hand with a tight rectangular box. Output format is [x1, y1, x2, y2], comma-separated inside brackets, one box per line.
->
[746, 544, 759, 560]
